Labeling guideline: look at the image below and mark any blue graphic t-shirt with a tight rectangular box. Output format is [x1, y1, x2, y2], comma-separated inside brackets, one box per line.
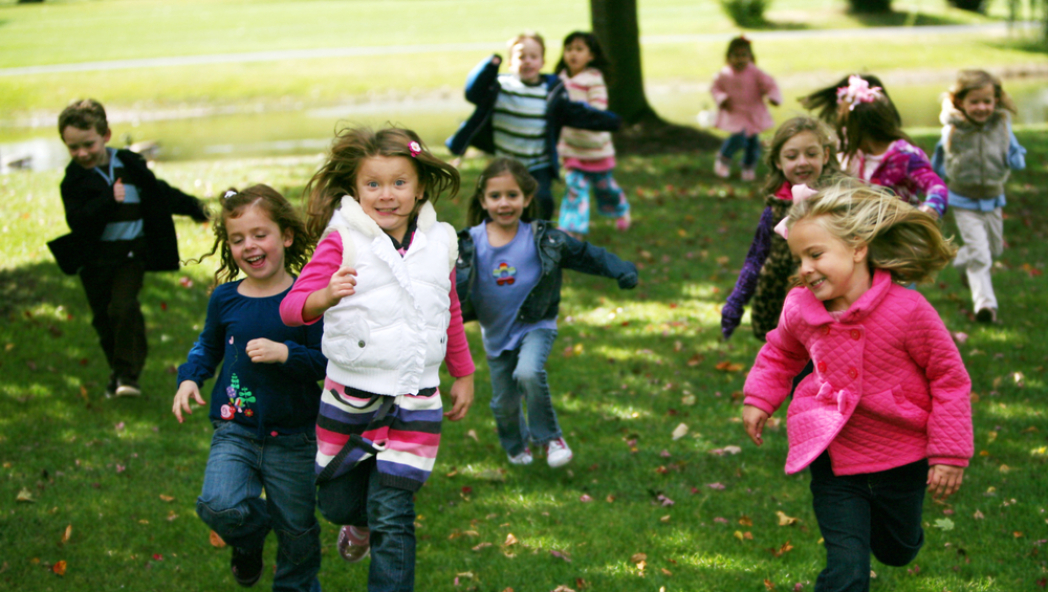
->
[469, 221, 557, 357]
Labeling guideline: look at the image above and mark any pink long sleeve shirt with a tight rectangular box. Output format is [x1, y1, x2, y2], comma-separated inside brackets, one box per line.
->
[743, 269, 973, 476]
[711, 63, 782, 136]
[280, 231, 475, 379]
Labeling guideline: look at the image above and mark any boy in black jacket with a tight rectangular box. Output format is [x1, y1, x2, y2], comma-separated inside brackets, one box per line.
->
[54, 99, 208, 398]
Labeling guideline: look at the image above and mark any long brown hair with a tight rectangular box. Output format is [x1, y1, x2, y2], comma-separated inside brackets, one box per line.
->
[948, 69, 1017, 115]
[836, 93, 911, 161]
[762, 117, 841, 196]
[466, 157, 539, 227]
[194, 184, 313, 287]
[303, 127, 460, 239]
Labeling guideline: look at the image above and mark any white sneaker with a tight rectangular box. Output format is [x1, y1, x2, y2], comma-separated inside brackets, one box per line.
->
[545, 438, 573, 468]
[713, 157, 731, 179]
[508, 447, 533, 465]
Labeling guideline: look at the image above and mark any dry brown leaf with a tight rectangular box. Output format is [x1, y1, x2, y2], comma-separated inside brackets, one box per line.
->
[61, 525, 72, 545]
[739, 515, 753, 526]
[472, 542, 493, 551]
[630, 552, 647, 564]
[686, 354, 704, 367]
[764, 578, 775, 590]
[660, 568, 673, 576]
[504, 533, 518, 546]
[52, 560, 67, 576]
[209, 530, 227, 548]
[715, 361, 745, 373]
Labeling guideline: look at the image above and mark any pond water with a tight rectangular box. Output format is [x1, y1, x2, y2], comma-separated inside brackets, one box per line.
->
[3, 78, 1047, 173]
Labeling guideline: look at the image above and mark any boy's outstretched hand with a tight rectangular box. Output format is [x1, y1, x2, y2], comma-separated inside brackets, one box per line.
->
[444, 374, 474, 421]
[927, 464, 964, 501]
[742, 404, 770, 446]
[173, 380, 207, 423]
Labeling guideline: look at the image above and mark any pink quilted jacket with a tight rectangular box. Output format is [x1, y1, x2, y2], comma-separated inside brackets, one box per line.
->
[711, 63, 781, 135]
[743, 269, 973, 475]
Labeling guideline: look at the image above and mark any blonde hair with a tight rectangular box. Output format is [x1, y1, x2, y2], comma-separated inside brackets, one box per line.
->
[508, 31, 545, 56]
[786, 180, 956, 285]
[948, 69, 1017, 114]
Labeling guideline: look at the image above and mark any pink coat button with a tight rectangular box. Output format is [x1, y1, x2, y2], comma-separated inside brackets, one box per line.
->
[848, 368, 858, 379]
[850, 329, 861, 340]
[817, 361, 827, 373]
[271, 431, 278, 437]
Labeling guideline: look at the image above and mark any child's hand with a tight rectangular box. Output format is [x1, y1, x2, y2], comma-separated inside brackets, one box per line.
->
[917, 204, 940, 219]
[246, 338, 289, 364]
[491, 55, 501, 67]
[742, 404, 770, 446]
[444, 374, 474, 421]
[927, 464, 964, 501]
[324, 267, 358, 306]
[113, 179, 126, 203]
[172, 380, 206, 423]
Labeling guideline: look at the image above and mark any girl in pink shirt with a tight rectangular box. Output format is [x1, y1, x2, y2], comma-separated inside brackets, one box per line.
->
[742, 181, 972, 592]
[279, 127, 474, 591]
[711, 36, 782, 181]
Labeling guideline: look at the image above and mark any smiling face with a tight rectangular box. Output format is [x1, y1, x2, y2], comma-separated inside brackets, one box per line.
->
[480, 173, 532, 232]
[776, 131, 830, 187]
[510, 37, 545, 85]
[787, 216, 871, 312]
[562, 38, 594, 77]
[226, 203, 293, 288]
[959, 84, 997, 125]
[61, 125, 111, 169]
[355, 155, 422, 242]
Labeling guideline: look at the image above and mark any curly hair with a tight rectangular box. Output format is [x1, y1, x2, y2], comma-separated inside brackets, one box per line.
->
[303, 127, 460, 239]
[466, 157, 539, 227]
[193, 184, 314, 287]
[947, 69, 1017, 115]
[785, 180, 956, 285]
[761, 116, 841, 196]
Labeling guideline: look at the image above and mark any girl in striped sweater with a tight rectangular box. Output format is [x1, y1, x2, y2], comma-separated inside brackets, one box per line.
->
[555, 31, 631, 238]
[280, 127, 475, 591]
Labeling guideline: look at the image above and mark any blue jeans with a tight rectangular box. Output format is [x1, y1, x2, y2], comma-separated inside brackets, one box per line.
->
[488, 328, 561, 456]
[719, 132, 761, 168]
[809, 452, 926, 592]
[530, 166, 555, 221]
[317, 458, 416, 592]
[196, 421, 321, 592]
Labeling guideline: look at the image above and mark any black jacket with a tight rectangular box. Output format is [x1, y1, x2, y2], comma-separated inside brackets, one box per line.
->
[53, 149, 208, 274]
[456, 219, 638, 324]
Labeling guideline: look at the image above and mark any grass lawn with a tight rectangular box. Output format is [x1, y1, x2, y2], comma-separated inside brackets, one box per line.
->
[2, 0, 1046, 122]
[1, 127, 1045, 590]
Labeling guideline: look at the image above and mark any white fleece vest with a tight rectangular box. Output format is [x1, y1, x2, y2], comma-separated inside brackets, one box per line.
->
[320, 197, 458, 395]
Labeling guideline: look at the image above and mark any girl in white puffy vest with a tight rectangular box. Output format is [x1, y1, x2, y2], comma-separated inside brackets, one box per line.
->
[280, 127, 475, 592]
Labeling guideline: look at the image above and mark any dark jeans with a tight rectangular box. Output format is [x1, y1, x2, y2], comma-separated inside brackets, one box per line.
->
[318, 458, 416, 592]
[530, 166, 555, 220]
[719, 132, 761, 168]
[79, 256, 146, 382]
[196, 422, 321, 592]
[809, 452, 927, 592]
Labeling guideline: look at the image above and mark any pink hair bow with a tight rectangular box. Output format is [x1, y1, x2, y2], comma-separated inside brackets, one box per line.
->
[773, 184, 818, 239]
[836, 75, 883, 111]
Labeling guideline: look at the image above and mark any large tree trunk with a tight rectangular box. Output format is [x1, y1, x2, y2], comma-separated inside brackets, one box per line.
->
[590, 0, 720, 154]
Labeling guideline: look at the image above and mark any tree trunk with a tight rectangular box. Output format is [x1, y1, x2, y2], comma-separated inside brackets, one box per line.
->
[590, 0, 720, 154]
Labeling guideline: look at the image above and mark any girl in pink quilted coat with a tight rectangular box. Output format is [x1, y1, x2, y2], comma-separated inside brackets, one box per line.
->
[742, 181, 973, 592]
[710, 36, 781, 182]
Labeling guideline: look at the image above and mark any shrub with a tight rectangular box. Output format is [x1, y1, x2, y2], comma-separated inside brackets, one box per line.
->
[719, 0, 772, 28]
[847, 0, 893, 13]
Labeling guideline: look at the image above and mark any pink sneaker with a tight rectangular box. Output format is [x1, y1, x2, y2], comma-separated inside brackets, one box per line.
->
[713, 157, 731, 179]
[740, 167, 756, 182]
[616, 212, 631, 232]
[338, 525, 370, 563]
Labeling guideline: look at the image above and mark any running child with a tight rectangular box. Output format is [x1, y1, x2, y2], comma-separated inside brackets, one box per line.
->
[742, 181, 973, 592]
[554, 31, 630, 237]
[280, 127, 475, 592]
[722, 116, 842, 341]
[456, 157, 638, 468]
[829, 75, 949, 219]
[173, 185, 324, 591]
[711, 36, 782, 181]
[52, 98, 208, 398]
[932, 69, 1026, 324]
[445, 31, 622, 220]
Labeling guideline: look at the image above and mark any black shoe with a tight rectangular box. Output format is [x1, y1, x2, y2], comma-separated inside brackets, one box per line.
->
[115, 378, 141, 397]
[231, 546, 263, 587]
[104, 375, 118, 399]
[975, 308, 997, 324]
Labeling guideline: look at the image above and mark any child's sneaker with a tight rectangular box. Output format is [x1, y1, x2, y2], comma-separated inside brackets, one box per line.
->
[545, 438, 573, 468]
[231, 546, 264, 587]
[104, 374, 118, 399]
[507, 447, 533, 465]
[115, 378, 141, 397]
[337, 525, 370, 563]
[713, 157, 731, 179]
[615, 212, 631, 232]
[975, 307, 997, 324]
[740, 167, 756, 182]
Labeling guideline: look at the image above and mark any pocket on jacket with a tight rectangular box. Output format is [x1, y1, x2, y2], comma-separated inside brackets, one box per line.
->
[858, 385, 928, 431]
[322, 314, 370, 368]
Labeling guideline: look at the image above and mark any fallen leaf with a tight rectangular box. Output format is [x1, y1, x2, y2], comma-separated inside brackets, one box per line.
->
[466, 429, 479, 442]
[209, 530, 227, 548]
[152, 554, 163, 561]
[714, 361, 745, 372]
[681, 393, 696, 406]
[768, 541, 794, 557]
[61, 524, 72, 545]
[51, 560, 67, 577]
[739, 515, 753, 526]
[630, 553, 647, 564]
[550, 549, 572, 562]
[16, 487, 34, 503]
[579, 494, 593, 502]
[952, 331, 969, 344]
[777, 511, 799, 526]
[686, 354, 704, 367]
[706, 482, 726, 490]
[660, 515, 671, 522]
[973, 509, 984, 519]
[159, 494, 175, 503]
[472, 542, 493, 551]
[504, 533, 518, 546]
[671, 423, 689, 440]
[764, 578, 775, 590]
[714, 517, 729, 524]
[934, 518, 955, 531]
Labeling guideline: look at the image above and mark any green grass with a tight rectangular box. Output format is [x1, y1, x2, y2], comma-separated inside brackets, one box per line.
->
[2, 128, 1046, 590]
[1, 0, 1043, 123]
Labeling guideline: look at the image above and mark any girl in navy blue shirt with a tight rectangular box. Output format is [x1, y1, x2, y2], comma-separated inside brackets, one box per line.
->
[173, 185, 325, 592]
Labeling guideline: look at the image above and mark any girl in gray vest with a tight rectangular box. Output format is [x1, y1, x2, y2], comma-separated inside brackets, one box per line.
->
[932, 70, 1026, 324]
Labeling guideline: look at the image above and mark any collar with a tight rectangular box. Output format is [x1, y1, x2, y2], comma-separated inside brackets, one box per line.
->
[334, 197, 437, 239]
[796, 268, 894, 326]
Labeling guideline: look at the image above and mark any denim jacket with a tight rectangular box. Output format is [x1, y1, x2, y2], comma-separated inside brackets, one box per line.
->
[456, 220, 639, 324]
[445, 54, 622, 179]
